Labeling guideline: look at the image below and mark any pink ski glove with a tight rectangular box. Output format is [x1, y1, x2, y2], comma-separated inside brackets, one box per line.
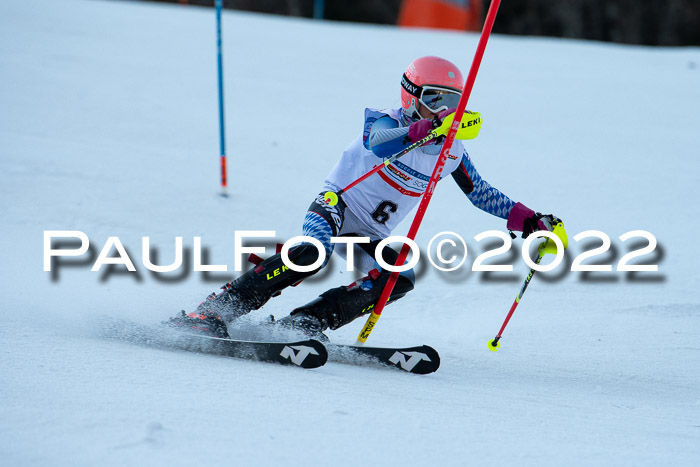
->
[406, 108, 456, 143]
[507, 202, 549, 238]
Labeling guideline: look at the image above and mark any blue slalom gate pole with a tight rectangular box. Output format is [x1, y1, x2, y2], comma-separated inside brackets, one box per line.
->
[313, 0, 324, 19]
[215, 0, 228, 196]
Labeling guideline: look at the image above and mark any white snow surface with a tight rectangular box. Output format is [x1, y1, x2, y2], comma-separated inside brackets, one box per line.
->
[2, 0, 700, 465]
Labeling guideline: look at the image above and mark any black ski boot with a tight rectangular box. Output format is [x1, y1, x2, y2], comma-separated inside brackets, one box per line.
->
[272, 313, 329, 341]
[167, 309, 230, 338]
[276, 269, 414, 338]
[168, 244, 324, 336]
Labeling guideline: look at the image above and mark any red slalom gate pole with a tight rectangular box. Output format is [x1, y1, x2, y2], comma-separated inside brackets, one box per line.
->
[356, 0, 503, 345]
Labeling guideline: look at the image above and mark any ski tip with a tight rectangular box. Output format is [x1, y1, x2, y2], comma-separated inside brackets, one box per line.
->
[279, 339, 328, 369]
[384, 344, 440, 375]
[412, 345, 440, 374]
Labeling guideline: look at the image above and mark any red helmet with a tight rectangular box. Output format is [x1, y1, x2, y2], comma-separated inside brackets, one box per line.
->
[400, 56, 464, 120]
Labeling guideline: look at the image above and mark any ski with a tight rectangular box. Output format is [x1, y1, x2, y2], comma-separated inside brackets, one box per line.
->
[102, 318, 437, 372]
[174, 332, 329, 369]
[100, 319, 328, 369]
[327, 343, 440, 374]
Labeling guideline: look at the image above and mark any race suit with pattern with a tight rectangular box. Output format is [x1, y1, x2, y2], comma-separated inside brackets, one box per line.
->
[301, 107, 517, 277]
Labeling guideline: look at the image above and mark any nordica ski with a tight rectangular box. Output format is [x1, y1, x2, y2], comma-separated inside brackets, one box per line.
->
[328, 344, 440, 374]
[175, 332, 329, 369]
[102, 318, 439, 372]
[100, 318, 328, 369]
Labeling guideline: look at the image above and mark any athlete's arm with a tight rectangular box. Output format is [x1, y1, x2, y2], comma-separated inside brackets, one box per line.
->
[365, 109, 483, 159]
[451, 151, 516, 219]
[364, 112, 411, 159]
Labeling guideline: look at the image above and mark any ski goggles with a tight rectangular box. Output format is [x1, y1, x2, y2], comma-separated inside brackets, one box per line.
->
[402, 73, 462, 114]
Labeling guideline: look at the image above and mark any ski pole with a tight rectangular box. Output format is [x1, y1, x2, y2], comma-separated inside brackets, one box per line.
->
[487, 246, 545, 352]
[488, 219, 568, 350]
[323, 131, 437, 206]
[356, 0, 503, 345]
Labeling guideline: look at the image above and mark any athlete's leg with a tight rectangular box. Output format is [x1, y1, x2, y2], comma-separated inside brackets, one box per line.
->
[281, 238, 415, 334]
[169, 193, 346, 335]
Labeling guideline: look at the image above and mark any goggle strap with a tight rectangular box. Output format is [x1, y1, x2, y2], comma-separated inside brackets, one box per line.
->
[401, 73, 422, 98]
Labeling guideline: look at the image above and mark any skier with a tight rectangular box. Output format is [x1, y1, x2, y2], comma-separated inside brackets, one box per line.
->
[169, 56, 564, 339]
